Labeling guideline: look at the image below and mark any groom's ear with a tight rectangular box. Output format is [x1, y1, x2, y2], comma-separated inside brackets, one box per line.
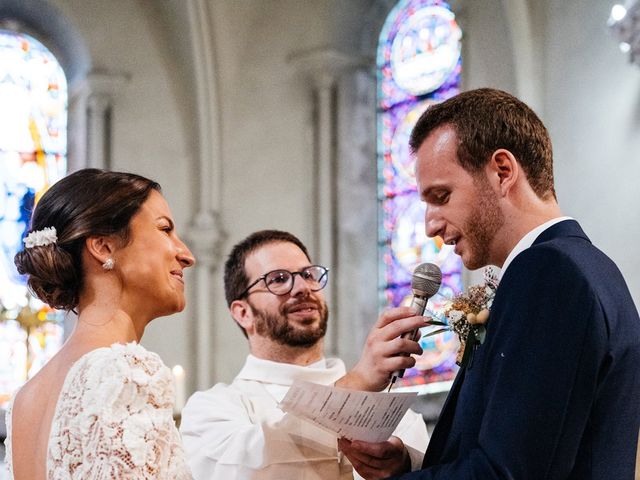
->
[486, 149, 519, 197]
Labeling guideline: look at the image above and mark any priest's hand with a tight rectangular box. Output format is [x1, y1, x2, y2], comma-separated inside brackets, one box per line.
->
[338, 436, 411, 480]
[335, 306, 424, 391]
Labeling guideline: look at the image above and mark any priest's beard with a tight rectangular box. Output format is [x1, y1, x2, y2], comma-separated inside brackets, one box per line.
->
[249, 298, 329, 348]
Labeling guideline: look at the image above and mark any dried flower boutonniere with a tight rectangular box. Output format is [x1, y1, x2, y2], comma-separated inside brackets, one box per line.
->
[422, 267, 499, 369]
[447, 267, 498, 368]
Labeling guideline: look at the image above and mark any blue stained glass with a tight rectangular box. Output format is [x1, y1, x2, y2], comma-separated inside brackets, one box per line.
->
[377, 0, 462, 110]
[0, 30, 67, 407]
[377, 0, 464, 388]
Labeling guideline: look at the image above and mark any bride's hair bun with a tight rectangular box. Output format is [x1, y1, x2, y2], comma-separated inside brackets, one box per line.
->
[15, 242, 79, 310]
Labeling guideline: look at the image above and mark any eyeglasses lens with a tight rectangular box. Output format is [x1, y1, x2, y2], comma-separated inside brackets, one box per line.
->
[264, 266, 327, 295]
[265, 270, 292, 295]
[301, 266, 327, 290]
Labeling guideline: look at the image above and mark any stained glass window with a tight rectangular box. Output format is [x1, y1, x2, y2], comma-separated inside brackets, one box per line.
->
[0, 30, 67, 407]
[377, 0, 463, 389]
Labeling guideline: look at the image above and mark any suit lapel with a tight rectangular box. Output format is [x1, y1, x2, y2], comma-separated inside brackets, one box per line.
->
[422, 368, 466, 468]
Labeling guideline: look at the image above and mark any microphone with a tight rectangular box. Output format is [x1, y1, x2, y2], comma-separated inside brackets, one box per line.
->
[389, 262, 442, 388]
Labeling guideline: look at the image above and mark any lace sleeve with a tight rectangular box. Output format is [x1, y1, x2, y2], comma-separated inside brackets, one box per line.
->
[47, 343, 192, 480]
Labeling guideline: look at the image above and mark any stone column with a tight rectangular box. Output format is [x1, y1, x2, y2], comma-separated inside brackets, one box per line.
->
[81, 71, 129, 170]
[66, 86, 87, 173]
[186, 210, 225, 391]
[186, 0, 226, 391]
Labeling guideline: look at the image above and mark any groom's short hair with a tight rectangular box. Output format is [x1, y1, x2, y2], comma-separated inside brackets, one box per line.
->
[409, 88, 556, 201]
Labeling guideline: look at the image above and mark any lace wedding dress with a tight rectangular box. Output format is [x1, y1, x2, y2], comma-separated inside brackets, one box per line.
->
[4, 343, 192, 479]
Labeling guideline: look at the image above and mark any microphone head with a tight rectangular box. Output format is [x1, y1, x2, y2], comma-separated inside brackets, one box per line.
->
[412, 263, 442, 298]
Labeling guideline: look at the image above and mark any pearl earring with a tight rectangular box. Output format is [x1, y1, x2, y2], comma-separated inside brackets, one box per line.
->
[102, 258, 114, 270]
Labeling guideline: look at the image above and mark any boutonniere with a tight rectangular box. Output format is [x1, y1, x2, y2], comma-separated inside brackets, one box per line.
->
[422, 267, 499, 369]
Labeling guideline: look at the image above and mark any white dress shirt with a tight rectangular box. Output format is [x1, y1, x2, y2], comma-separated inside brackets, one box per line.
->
[499, 216, 573, 280]
[180, 354, 429, 480]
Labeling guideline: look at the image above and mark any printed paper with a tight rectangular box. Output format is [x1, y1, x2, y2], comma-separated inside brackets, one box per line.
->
[280, 380, 418, 442]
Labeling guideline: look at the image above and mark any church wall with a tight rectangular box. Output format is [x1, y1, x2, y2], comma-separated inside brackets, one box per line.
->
[543, 0, 640, 304]
[459, 0, 518, 93]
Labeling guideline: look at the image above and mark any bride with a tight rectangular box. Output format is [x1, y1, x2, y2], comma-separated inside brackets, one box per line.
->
[4, 168, 195, 479]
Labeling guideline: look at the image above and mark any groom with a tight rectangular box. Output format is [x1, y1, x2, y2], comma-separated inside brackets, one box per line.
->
[339, 88, 640, 479]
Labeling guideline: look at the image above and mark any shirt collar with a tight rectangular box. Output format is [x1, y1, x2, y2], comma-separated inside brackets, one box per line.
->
[236, 354, 346, 386]
[499, 216, 573, 280]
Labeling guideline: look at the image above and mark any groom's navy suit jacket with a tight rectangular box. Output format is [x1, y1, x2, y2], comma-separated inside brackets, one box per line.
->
[395, 220, 640, 479]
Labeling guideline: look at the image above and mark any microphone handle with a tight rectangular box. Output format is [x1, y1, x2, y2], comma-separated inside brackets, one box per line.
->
[390, 294, 428, 383]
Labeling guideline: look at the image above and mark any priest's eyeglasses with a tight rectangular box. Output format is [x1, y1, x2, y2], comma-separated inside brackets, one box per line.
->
[239, 265, 329, 298]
